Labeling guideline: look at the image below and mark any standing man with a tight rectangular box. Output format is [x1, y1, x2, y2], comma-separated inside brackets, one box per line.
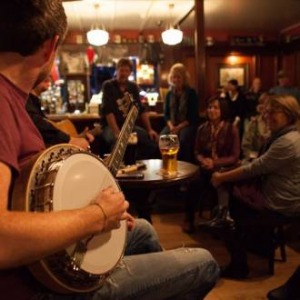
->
[101, 57, 159, 160]
[0, 1, 219, 299]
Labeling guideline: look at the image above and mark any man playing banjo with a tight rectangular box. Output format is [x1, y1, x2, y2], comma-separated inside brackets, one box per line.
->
[0, 1, 219, 299]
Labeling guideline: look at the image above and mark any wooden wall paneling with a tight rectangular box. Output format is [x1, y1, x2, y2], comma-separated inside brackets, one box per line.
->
[181, 48, 197, 90]
[194, 0, 206, 111]
[248, 55, 257, 84]
[257, 54, 278, 90]
[253, 54, 260, 77]
[182, 56, 196, 90]
[260, 55, 278, 90]
[205, 55, 221, 101]
[158, 45, 179, 88]
[281, 52, 298, 86]
[296, 50, 300, 88]
[283, 41, 300, 88]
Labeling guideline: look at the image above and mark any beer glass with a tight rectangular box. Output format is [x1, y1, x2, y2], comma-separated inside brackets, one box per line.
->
[124, 132, 138, 165]
[159, 134, 179, 177]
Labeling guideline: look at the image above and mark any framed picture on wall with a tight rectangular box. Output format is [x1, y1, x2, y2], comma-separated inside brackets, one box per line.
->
[218, 64, 248, 88]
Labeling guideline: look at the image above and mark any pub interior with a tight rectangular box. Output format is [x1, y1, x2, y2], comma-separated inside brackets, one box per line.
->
[29, 0, 300, 299]
[47, 0, 300, 131]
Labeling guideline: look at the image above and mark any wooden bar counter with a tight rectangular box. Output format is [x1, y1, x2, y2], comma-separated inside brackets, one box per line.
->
[47, 113, 100, 133]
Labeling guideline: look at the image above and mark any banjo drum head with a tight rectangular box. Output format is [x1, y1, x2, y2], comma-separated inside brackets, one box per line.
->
[51, 152, 126, 275]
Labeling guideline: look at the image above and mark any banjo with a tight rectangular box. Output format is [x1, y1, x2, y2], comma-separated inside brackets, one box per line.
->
[11, 92, 139, 294]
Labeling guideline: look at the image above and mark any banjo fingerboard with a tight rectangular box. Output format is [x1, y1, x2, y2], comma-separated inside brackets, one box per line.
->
[106, 93, 139, 176]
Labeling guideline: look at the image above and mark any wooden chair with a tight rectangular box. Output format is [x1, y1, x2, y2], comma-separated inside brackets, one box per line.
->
[240, 212, 299, 275]
[268, 216, 300, 275]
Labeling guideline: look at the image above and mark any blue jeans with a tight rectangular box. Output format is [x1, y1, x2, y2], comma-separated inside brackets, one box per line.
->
[46, 219, 219, 300]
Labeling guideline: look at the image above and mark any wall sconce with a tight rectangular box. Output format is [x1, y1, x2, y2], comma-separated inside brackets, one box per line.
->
[161, 3, 183, 46]
[86, 2, 109, 47]
[228, 55, 239, 65]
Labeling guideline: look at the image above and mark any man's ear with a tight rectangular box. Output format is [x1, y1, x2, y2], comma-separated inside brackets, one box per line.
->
[42, 35, 59, 62]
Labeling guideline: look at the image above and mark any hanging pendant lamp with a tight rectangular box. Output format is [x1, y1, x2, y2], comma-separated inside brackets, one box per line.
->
[87, 28, 109, 46]
[161, 3, 183, 46]
[162, 27, 183, 45]
[87, 2, 109, 46]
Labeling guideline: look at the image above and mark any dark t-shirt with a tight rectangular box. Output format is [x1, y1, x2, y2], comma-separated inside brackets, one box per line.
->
[224, 91, 245, 123]
[26, 93, 70, 145]
[0, 75, 44, 173]
[100, 79, 145, 128]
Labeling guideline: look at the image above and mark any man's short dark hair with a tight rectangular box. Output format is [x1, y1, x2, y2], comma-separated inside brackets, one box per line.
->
[228, 79, 239, 87]
[0, 0, 67, 56]
[116, 58, 133, 71]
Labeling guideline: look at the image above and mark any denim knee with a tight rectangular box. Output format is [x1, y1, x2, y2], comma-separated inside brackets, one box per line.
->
[125, 218, 163, 255]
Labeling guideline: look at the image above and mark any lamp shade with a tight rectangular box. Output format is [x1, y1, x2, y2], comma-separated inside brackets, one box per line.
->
[87, 29, 109, 46]
[161, 28, 183, 46]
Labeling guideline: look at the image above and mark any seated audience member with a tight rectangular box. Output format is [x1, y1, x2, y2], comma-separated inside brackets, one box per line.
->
[244, 77, 263, 130]
[270, 70, 300, 103]
[26, 77, 94, 150]
[100, 57, 159, 160]
[211, 94, 300, 279]
[0, 2, 220, 299]
[182, 97, 240, 233]
[160, 63, 199, 163]
[241, 92, 271, 161]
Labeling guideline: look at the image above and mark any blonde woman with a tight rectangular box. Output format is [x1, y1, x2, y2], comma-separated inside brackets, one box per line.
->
[161, 63, 199, 162]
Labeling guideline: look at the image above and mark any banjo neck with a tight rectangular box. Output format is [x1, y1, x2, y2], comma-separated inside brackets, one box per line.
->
[106, 93, 139, 176]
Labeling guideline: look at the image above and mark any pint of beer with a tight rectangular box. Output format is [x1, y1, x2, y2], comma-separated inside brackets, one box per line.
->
[159, 134, 179, 177]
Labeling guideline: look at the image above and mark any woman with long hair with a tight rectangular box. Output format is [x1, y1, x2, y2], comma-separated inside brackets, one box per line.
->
[182, 96, 240, 233]
[161, 63, 199, 162]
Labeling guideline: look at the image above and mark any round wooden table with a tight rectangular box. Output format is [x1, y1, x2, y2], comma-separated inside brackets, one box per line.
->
[117, 159, 199, 222]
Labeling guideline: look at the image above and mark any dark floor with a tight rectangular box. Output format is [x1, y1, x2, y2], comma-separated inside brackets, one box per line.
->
[131, 187, 300, 300]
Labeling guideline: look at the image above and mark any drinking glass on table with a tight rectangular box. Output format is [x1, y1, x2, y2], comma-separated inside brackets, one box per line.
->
[158, 134, 179, 178]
